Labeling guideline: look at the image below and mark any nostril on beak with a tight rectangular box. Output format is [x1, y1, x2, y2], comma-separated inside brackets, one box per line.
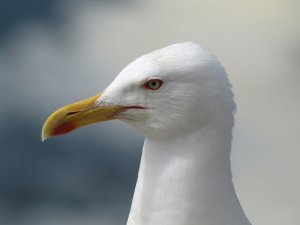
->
[66, 111, 81, 116]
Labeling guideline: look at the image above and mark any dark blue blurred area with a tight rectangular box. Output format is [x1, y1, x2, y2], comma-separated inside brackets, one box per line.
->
[0, 112, 143, 224]
[0, 113, 142, 224]
[0, 0, 141, 224]
[0, 0, 62, 41]
[0, 0, 132, 41]
[0, 113, 141, 205]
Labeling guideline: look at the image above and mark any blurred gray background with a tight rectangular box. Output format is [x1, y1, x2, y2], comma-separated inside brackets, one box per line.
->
[0, 0, 299, 224]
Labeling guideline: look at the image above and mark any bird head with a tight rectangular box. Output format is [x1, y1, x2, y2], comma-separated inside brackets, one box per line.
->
[42, 42, 235, 141]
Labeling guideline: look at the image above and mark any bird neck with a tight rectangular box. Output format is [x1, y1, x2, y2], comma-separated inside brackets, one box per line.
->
[127, 125, 250, 225]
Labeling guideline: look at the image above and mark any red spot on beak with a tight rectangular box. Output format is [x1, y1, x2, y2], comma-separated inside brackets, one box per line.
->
[51, 122, 77, 136]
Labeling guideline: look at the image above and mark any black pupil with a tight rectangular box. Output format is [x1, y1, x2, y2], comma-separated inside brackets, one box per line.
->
[151, 81, 157, 86]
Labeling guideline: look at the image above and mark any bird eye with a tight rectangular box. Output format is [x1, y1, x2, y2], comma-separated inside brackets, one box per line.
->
[143, 79, 163, 90]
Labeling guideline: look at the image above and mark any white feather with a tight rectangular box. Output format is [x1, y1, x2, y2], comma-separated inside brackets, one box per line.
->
[97, 42, 251, 225]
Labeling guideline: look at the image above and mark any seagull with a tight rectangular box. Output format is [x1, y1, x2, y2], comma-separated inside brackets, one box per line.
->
[42, 42, 251, 225]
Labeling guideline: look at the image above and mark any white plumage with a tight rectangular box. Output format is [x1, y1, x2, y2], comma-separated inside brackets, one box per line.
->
[97, 42, 251, 225]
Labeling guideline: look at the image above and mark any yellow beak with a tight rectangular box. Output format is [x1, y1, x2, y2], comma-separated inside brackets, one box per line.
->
[41, 93, 125, 141]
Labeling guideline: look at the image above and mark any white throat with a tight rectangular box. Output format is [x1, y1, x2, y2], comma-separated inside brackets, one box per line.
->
[126, 123, 251, 225]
